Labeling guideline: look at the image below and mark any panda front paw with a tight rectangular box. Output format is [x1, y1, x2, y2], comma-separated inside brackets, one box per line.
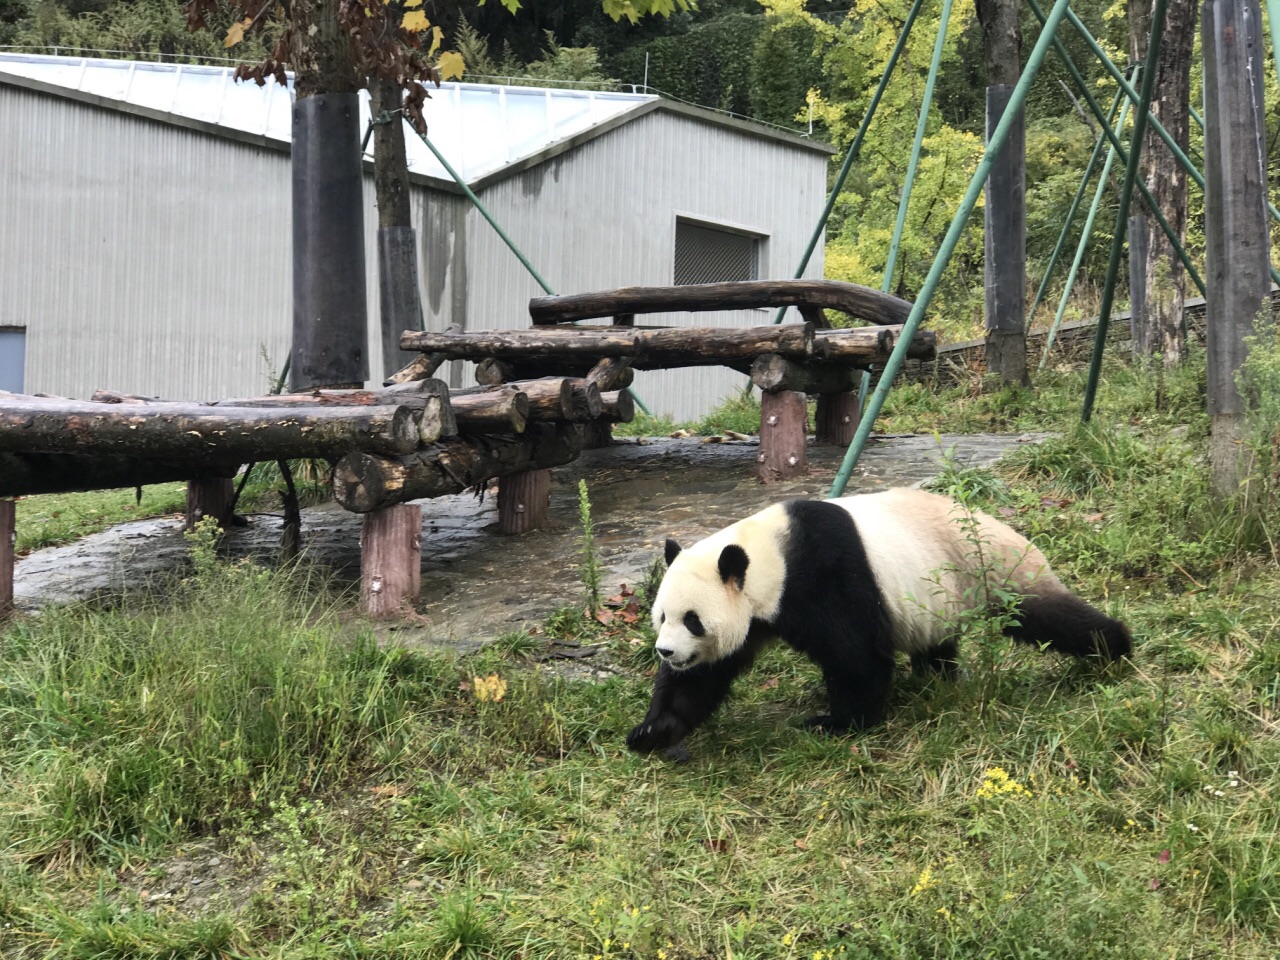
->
[626, 714, 689, 754]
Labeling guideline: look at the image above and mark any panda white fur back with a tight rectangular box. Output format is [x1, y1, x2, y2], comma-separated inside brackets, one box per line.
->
[628, 488, 1130, 755]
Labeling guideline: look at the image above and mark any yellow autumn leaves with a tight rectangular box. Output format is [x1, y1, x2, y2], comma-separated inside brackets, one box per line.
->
[222, 0, 467, 81]
[471, 673, 508, 703]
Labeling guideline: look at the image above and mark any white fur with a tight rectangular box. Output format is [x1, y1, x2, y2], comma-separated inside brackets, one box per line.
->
[651, 489, 1062, 668]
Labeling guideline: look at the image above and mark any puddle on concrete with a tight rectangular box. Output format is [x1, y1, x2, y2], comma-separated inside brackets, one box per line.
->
[13, 433, 1042, 645]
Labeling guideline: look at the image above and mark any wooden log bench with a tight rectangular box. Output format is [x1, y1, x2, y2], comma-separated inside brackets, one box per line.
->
[394, 279, 932, 483]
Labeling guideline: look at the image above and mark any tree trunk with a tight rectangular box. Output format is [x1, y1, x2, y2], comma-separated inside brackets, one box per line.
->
[290, 0, 367, 391]
[1130, 0, 1197, 367]
[814, 393, 860, 447]
[359, 504, 422, 618]
[1202, 0, 1270, 497]
[975, 0, 1029, 386]
[370, 76, 424, 380]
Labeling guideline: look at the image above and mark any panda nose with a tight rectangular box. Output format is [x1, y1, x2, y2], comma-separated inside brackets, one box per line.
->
[655, 646, 675, 660]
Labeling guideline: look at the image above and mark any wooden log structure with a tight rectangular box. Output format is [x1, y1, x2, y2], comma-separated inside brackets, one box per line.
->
[585, 357, 635, 391]
[527, 280, 913, 328]
[750, 355, 858, 395]
[757, 390, 808, 483]
[383, 324, 461, 385]
[0, 451, 242, 498]
[1, 498, 14, 618]
[92, 380, 458, 444]
[332, 424, 585, 513]
[185, 477, 236, 530]
[401, 322, 816, 369]
[449, 388, 529, 434]
[360, 503, 422, 617]
[0, 397, 422, 461]
[598, 390, 636, 424]
[814, 393, 860, 447]
[498, 469, 551, 535]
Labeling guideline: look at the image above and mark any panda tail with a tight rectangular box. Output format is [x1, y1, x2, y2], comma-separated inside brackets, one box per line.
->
[1009, 588, 1132, 661]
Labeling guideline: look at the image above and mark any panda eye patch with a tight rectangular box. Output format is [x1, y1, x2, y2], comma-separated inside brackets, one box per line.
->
[683, 611, 706, 636]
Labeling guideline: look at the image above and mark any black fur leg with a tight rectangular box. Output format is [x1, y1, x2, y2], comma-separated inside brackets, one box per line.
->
[1008, 590, 1132, 661]
[626, 641, 763, 755]
[910, 640, 960, 678]
[808, 646, 895, 734]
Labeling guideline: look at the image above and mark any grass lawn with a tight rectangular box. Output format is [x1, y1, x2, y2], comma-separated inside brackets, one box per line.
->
[1, 354, 1278, 958]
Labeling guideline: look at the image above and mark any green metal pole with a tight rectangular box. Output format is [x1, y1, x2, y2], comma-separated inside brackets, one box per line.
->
[857, 0, 955, 413]
[1026, 0, 1207, 296]
[416, 130, 655, 416]
[1040, 93, 1133, 369]
[1027, 85, 1127, 327]
[883, 0, 956, 292]
[774, 0, 928, 323]
[829, 0, 1077, 497]
[1080, 0, 1169, 423]
[417, 132, 557, 297]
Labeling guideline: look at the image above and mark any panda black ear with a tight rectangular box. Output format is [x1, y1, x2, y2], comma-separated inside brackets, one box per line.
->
[664, 538, 682, 566]
[718, 544, 749, 590]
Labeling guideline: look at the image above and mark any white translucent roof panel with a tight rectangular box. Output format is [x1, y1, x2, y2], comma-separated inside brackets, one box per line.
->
[0, 53, 656, 184]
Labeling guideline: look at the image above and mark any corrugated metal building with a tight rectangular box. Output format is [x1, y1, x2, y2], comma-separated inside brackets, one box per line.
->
[0, 53, 832, 420]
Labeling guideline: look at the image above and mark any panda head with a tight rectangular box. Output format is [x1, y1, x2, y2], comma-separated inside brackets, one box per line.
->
[649, 536, 753, 670]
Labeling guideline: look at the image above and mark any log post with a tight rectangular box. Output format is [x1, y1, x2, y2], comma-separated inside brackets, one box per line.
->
[498, 469, 552, 535]
[185, 478, 236, 531]
[1202, 0, 1271, 497]
[757, 390, 809, 483]
[359, 504, 421, 618]
[814, 392, 860, 446]
[1, 499, 14, 618]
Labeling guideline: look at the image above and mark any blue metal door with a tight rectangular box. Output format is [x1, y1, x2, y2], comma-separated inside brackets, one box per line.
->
[0, 328, 25, 392]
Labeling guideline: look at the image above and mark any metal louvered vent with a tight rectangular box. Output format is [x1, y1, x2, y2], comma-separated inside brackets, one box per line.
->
[674, 221, 760, 285]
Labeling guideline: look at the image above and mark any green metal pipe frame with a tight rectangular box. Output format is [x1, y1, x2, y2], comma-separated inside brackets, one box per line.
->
[1051, 0, 1280, 286]
[1080, 0, 1169, 423]
[856, 0, 956, 414]
[1027, 85, 1128, 328]
[829, 0, 1078, 497]
[883, 0, 956, 293]
[1026, 0, 1206, 296]
[1040, 92, 1134, 369]
[773, 0, 928, 324]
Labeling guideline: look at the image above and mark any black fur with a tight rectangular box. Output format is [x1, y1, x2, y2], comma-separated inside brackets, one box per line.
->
[1007, 592, 1131, 660]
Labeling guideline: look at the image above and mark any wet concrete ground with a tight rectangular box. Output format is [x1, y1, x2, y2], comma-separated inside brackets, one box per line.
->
[12, 433, 1041, 643]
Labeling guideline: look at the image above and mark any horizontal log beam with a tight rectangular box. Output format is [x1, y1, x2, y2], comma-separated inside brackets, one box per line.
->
[0, 397, 420, 460]
[528, 280, 912, 327]
[0, 452, 241, 498]
[332, 424, 585, 513]
[401, 323, 815, 368]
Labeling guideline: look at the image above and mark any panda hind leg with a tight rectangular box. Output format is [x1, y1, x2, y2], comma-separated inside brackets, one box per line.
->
[910, 639, 960, 679]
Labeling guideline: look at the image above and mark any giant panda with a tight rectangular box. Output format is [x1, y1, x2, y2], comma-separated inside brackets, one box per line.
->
[626, 488, 1130, 754]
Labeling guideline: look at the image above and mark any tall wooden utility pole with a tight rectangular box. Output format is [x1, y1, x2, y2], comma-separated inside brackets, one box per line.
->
[1129, 0, 1197, 367]
[290, 0, 369, 391]
[975, 0, 1029, 386]
[370, 77, 425, 380]
[1202, 0, 1270, 497]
